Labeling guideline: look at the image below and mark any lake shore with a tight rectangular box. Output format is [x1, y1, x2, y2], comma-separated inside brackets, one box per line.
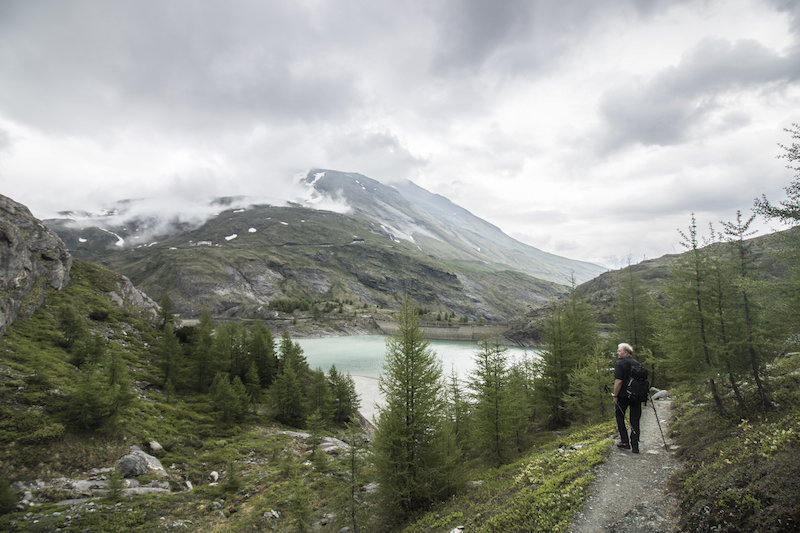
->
[352, 375, 382, 423]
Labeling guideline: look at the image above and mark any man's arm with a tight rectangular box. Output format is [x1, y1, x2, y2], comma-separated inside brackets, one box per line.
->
[613, 378, 622, 404]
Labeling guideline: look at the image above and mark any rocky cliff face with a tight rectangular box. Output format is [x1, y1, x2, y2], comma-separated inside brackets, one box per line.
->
[0, 194, 73, 338]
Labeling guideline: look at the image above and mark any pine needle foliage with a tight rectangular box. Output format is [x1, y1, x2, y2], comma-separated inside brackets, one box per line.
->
[372, 295, 462, 521]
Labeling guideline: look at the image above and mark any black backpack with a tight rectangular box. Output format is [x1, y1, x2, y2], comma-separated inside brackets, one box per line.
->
[626, 360, 650, 403]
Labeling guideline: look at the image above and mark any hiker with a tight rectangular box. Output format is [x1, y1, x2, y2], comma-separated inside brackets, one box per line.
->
[613, 342, 642, 453]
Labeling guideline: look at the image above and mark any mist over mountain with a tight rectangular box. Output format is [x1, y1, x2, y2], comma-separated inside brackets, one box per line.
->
[44, 169, 606, 322]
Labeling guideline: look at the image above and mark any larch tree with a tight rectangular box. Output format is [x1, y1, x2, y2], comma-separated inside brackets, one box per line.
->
[371, 295, 461, 520]
[191, 308, 215, 393]
[250, 320, 277, 388]
[661, 215, 727, 416]
[469, 337, 514, 463]
[722, 211, 771, 408]
[328, 365, 360, 425]
[533, 284, 599, 428]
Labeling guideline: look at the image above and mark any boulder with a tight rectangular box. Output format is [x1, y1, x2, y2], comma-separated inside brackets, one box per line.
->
[118, 445, 168, 478]
[651, 390, 670, 400]
[118, 453, 148, 478]
[0, 194, 72, 339]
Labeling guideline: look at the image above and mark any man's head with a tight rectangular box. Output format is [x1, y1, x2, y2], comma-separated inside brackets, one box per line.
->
[617, 343, 633, 359]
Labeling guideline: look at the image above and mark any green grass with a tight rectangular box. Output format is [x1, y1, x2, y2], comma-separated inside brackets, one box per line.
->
[669, 354, 800, 533]
[399, 422, 615, 533]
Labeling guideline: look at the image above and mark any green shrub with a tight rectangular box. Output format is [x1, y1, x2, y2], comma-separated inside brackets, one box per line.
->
[0, 475, 15, 515]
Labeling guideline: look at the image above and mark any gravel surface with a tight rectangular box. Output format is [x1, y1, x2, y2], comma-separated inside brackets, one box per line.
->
[568, 399, 680, 533]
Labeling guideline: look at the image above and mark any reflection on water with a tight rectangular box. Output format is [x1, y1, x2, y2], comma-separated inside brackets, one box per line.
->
[296, 335, 537, 422]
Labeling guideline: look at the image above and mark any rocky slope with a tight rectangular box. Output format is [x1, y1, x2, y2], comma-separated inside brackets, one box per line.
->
[0, 194, 72, 339]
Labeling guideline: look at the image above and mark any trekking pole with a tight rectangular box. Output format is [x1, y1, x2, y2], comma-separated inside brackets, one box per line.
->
[604, 384, 628, 420]
[606, 384, 668, 452]
[647, 390, 670, 453]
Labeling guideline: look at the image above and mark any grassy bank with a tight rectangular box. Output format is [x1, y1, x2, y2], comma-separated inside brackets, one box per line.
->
[669, 353, 800, 533]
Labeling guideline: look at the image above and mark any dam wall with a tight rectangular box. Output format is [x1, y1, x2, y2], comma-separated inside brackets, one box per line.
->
[374, 319, 509, 342]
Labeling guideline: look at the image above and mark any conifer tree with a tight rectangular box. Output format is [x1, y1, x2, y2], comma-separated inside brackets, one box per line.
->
[210, 372, 241, 423]
[67, 364, 112, 430]
[372, 295, 461, 519]
[227, 322, 249, 381]
[0, 475, 17, 515]
[158, 323, 182, 390]
[722, 211, 770, 408]
[279, 329, 309, 377]
[445, 365, 470, 445]
[309, 368, 334, 423]
[614, 260, 657, 361]
[106, 347, 134, 423]
[157, 293, 176, 330]
[250, 320, 277, 388]
[212, 323, 232, 375]
[244, 363, 261, 412]
[57, 304, 88, 352]
[562, 343, 612, 424]
[191, 308, 215, 392]
[703, 226, 751, 414]
[534, 286, 599, 427]
[754, 123, 800, 224]
[661, 215, 727, 416]
[328, 365, 360, 424]
[230, 376, 249, 421]
[337, 421, 366, 533]
[271, 365, 306, 427]
[469, 338, 514, 463]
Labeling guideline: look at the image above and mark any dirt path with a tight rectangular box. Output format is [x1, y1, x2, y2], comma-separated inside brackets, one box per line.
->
[568, 399, 680, 533]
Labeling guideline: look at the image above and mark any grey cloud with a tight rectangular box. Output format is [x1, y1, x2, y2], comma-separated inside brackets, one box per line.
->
[432, 0, 537, 71]
[0, 128, 11, 153]
[326, 130, 428, 183]
[598, 37, 800, 152]
[430, 0, 693, 75]
[0, 1, 363, 136]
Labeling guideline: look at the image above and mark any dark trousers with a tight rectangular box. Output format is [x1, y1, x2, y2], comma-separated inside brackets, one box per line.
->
[615, 399, 642, 448]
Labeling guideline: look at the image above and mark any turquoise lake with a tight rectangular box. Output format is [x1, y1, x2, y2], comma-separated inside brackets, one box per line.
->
[296, 335, 537, 420]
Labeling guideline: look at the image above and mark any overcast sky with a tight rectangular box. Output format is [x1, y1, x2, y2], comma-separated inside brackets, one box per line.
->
[2, 0, 800, 268]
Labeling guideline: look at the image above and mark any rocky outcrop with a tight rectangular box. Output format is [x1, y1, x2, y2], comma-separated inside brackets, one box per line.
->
[106, 275, 160, 322]
[0, 194, 72, 339]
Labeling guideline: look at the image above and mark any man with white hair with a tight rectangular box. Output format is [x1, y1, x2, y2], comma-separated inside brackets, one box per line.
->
[613, 342, 643, 453]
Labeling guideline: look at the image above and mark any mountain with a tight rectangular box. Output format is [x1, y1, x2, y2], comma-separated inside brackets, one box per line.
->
[303, 170, 604, 284]
[43, 170, 606, 322]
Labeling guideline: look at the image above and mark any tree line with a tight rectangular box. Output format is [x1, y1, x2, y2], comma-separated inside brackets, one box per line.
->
[57, 300, 360, 432]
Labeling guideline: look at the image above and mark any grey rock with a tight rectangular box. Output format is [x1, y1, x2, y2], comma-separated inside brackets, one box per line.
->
[118, 453, 148, 478]
[118, 445, 169, 478]
[0, 194, 72, 339]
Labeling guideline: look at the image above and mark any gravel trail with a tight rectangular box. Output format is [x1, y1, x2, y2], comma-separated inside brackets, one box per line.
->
[568, 399, 680, 533]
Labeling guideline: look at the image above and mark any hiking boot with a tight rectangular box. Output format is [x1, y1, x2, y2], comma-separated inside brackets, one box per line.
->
[616, 442, 630, 449]
[631, 447, 639, 454]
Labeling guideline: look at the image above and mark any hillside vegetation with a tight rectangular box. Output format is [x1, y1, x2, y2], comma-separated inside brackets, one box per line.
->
[0, 259, 617, 532]
[48, 204, 568, 324]
[2, 233, 800, 531]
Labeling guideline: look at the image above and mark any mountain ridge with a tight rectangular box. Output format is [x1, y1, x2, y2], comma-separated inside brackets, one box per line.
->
[43, 169, 605, 322]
